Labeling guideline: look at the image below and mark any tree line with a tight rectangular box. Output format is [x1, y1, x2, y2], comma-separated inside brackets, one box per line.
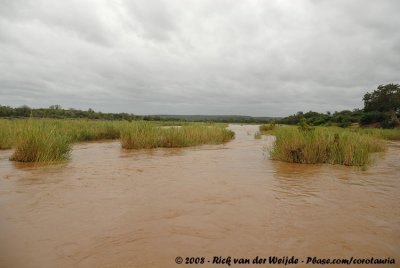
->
[277, 83, 400, 128]
[0, 105, 141, 121]
[0, 105, 272, 123]
[1, 83, 399, 127]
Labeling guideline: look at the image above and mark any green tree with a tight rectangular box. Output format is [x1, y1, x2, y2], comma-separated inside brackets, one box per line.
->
[49, 105, 62, 110]
[363, 83, 400, 126]
[15, 105, 31, 117]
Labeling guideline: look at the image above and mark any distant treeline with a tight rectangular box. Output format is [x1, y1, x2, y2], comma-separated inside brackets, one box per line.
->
[277, 83, 400, 128]
[277, 109, 363, 127]
[1, 83, 398, 127]
[0, 105, 275, 123]
[0, 105, 141, 121]
[277, 109, 400, 128]
[156, 114, 276, 123]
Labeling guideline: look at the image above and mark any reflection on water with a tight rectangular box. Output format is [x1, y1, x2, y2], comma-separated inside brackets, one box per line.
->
[0, 125, 399, 268]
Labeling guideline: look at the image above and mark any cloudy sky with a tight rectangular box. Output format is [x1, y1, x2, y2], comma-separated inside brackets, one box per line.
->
[0, 0, 399, 116]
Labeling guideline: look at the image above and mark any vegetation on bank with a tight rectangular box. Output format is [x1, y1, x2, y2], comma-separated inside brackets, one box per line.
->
[259, 120, 277, 135]
[1, 83, 398, 165]
[1, 84, 398, 126]
[0, 119, 234, 163]
[277, 83, 400, 128]
[0, 105, 139, 121]
[259, 121, 400, 141]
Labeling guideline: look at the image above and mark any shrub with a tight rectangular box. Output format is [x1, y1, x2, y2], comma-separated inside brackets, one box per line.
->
[360, 111, 387, 126]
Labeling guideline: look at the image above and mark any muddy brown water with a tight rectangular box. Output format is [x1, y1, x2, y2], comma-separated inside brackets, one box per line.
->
[0, 125, 399, 268]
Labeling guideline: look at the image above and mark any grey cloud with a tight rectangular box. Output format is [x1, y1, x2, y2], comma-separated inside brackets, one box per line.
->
[0, 0, 115, 45]
[0, 0, 399, 116]
[123, 0, 177, 42]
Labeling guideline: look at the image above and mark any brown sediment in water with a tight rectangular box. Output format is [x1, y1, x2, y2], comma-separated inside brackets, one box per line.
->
[0, 125, 399, 268]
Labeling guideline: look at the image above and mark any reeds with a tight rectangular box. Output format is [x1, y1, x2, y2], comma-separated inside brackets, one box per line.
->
[63, 120, 121, 142]
[259, 122, 280, 135]
[0, 120, 16, 149]
[120, 122, 234, 149]
[1, 119, 124, 163]
[120, 122, 159, 149]
[259, 124, 275, 132]
[351, 128, 400, 140]
[10, 121, 71, 162]
[269, 127, 386, 167]
[0, 119, 234, 162]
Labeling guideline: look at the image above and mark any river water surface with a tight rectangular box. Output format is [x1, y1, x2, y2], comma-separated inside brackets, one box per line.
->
[0, 125, 399, 267]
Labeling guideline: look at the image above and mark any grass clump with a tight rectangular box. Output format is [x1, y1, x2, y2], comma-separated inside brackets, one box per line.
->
[177, 124, 234, 146]
[10, 121, 71, 162]
[259, 124, 271, 132]
[0, 119, 233, 162]
[269, 127, 386, 167]
[120, 123, 234, 149]
[254, 131, 262, 139]
[254, 120, 279, 136]
[120, 122, 160, 149]
[260, 122, 275, 132]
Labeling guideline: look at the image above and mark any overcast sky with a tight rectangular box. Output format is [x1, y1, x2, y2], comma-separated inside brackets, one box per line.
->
[0, 0, 399, 116]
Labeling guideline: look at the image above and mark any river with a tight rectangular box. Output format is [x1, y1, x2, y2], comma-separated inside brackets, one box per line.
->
[0, 125, 399, 267]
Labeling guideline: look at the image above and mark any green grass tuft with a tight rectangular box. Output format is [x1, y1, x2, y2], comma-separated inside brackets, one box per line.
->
[120, 122, 234, 149]
[0, 119, 234, 162]
[10, 121, 71, 163]
[269, 127, 386, 167]
[0, 120, 16, 149]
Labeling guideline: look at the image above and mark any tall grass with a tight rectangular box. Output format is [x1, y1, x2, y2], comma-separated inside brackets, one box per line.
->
[0, 119, 234, 162]
[0, 120, 16, 149]
[120, 122, 234, 149]
[259, 121, 282, 136]
[120, 122, 159, 149]
[269, 127, 386, 167]
[351, 127, 400, 140]
[1, 119, 124, 163]
[10, 121, 71, 162]
[259, 123, 276, 133]
[62, 120, 121, 142]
